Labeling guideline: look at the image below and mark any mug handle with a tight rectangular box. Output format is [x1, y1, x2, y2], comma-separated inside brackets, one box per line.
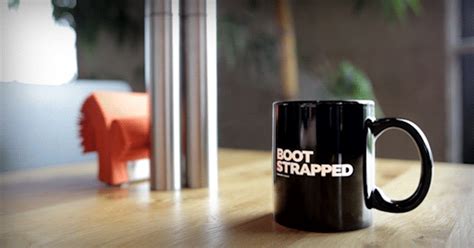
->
[366, 118, 433, 213]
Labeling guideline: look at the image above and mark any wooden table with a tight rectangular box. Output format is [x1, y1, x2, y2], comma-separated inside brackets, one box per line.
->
[1, 149, 473, 247]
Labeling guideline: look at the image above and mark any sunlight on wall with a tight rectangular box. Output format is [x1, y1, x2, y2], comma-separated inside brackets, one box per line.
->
[0, 0, 77, 85]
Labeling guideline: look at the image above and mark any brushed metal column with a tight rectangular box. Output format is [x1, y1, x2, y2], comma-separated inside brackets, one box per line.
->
[145, 0, 182, 190]
[182, 0, 218, 188]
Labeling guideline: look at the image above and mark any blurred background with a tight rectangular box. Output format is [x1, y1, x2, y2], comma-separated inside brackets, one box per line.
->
[0, 0, 473, 172]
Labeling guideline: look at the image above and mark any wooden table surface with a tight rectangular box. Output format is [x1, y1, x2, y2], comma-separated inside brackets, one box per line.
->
[1, 149, 473, 247]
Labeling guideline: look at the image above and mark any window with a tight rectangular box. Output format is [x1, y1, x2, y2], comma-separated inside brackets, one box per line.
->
[0, 0, 77, 85]
[447, 0, 474, 163]
[460, 0, 474, 163]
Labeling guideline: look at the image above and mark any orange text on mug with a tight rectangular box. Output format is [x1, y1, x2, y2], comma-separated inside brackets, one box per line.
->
[276, 148, 353, 177]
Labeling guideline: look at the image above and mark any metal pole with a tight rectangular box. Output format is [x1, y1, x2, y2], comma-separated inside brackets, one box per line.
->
[145, 0, 181, 190]
[182, 0, 218, 188]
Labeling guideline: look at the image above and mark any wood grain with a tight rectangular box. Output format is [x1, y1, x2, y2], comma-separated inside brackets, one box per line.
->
[0, 149, 472, 247]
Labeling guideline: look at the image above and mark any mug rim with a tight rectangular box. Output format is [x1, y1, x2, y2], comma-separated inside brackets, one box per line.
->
[273, 99, 374, 106]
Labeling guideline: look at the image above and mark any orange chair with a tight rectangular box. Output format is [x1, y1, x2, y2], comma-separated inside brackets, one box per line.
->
[80, 91, 150, 185]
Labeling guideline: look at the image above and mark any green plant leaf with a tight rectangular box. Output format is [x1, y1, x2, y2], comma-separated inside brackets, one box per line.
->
[8, 0, 19, 9]
[323, 60, 384, 116]
[354, 0, 422, 21]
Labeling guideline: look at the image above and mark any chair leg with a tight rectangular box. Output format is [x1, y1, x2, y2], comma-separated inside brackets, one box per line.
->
[97, 153, 129, 185]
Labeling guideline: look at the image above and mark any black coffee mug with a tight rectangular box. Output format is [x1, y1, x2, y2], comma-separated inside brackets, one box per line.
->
[272, 100, 433, 232]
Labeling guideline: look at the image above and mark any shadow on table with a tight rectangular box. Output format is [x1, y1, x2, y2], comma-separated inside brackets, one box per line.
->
[226, 213, 430, 246]
[230, 213, 300, 233]
[1, 172, 102, 214]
